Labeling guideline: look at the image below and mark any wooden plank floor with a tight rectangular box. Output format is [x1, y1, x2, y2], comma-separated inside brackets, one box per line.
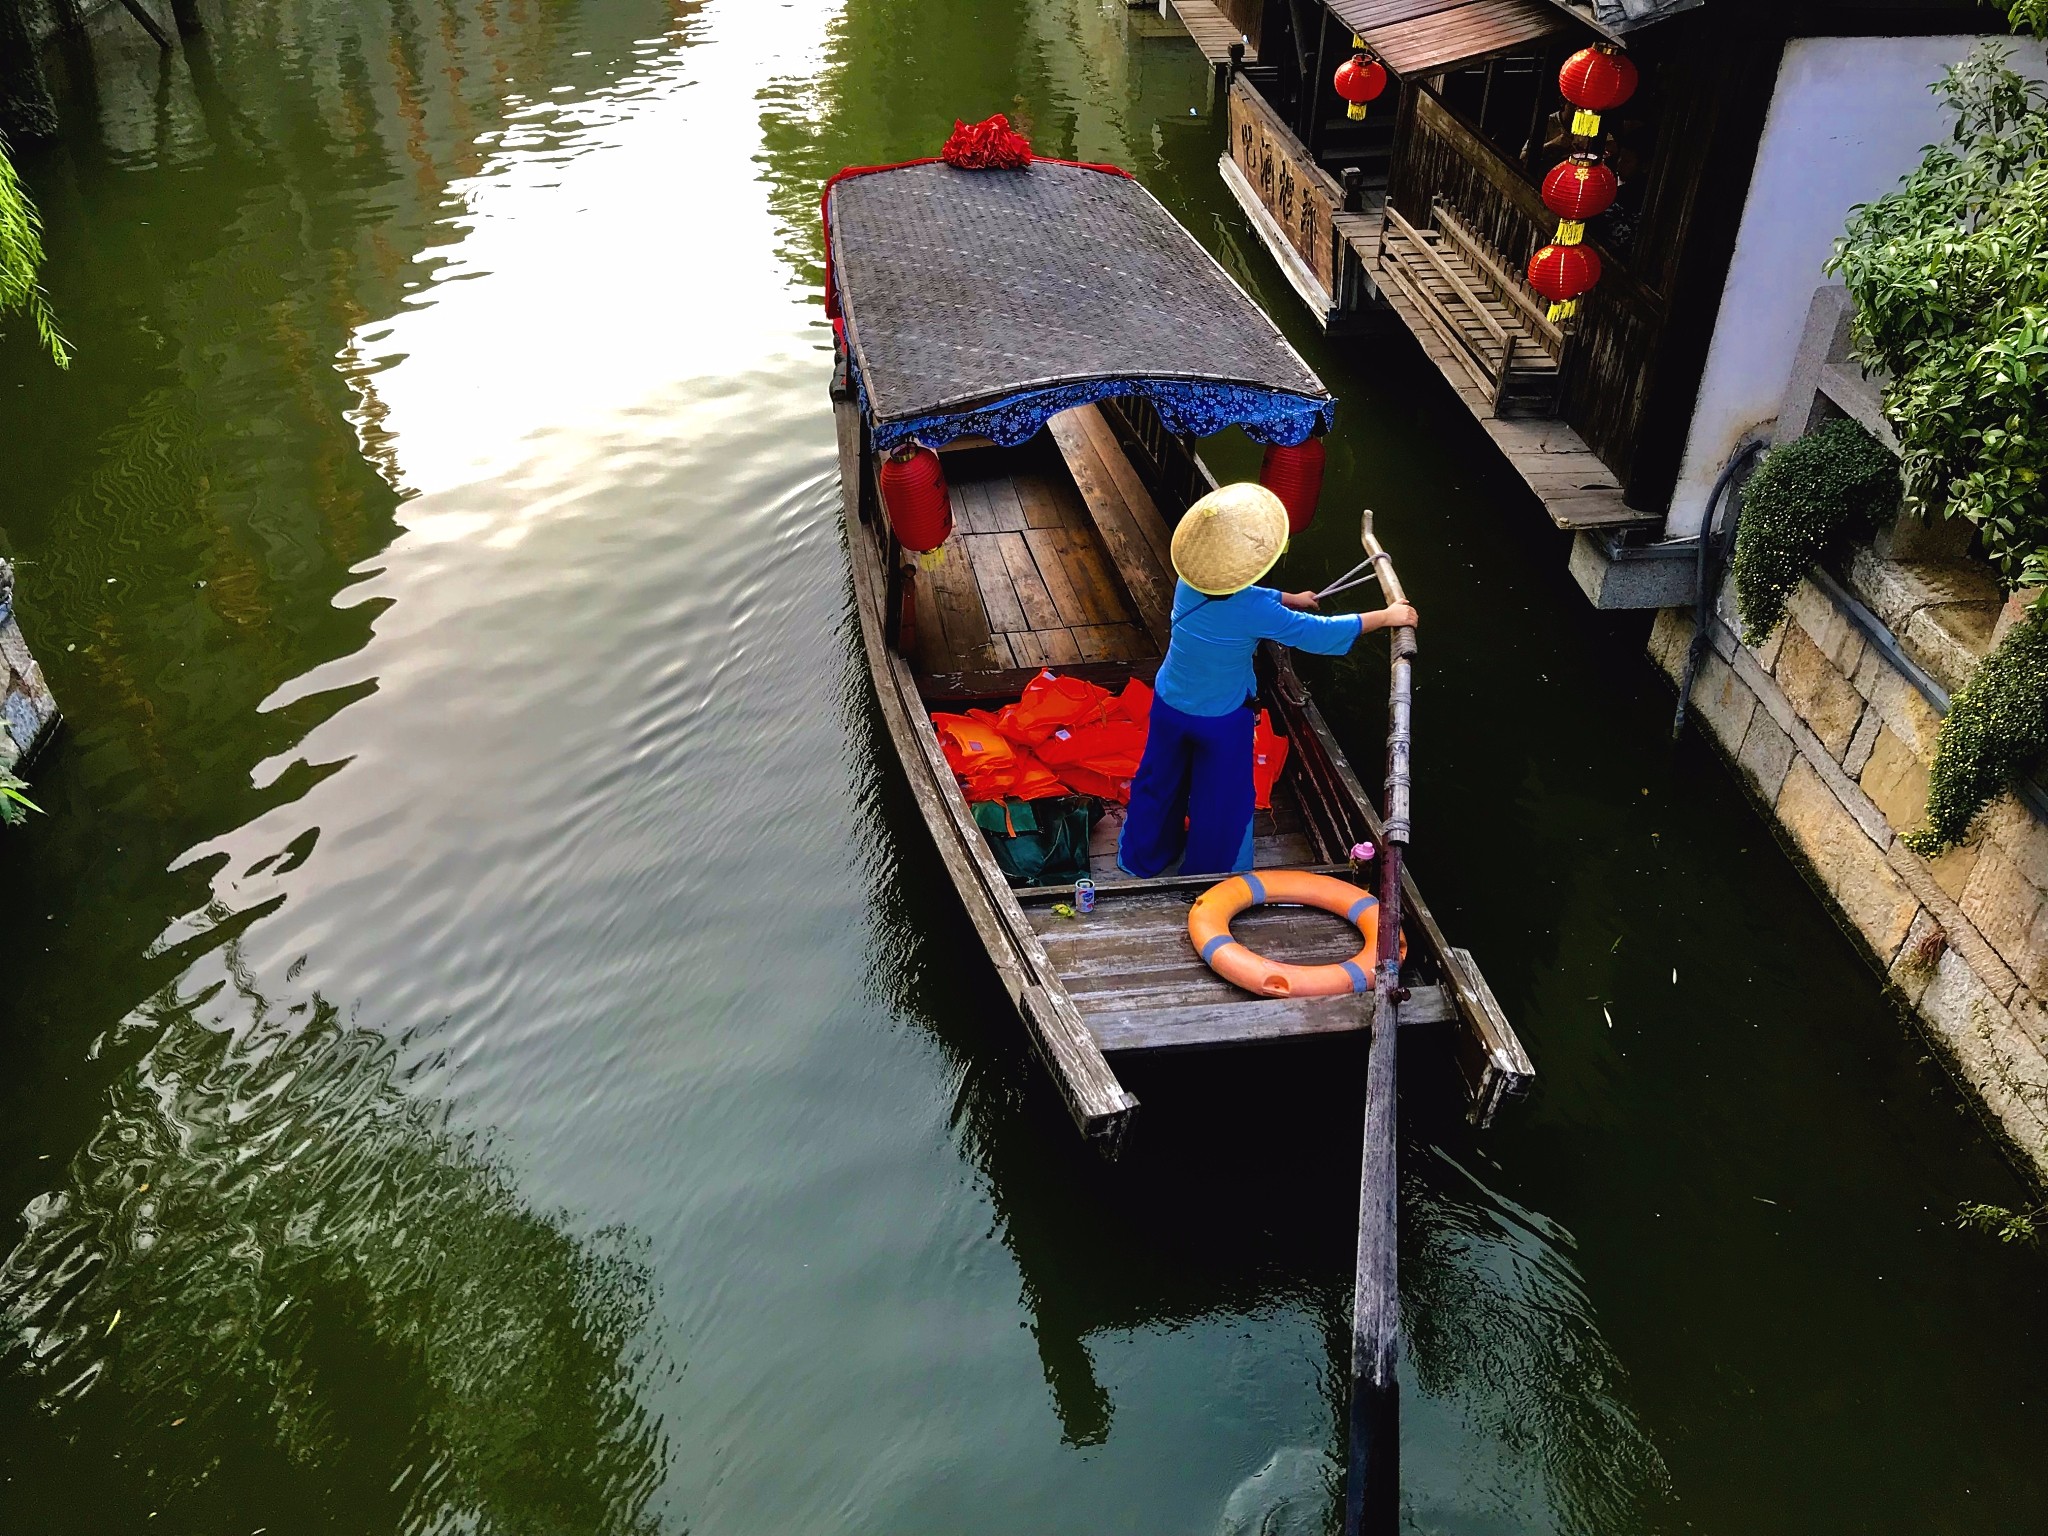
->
[910, 443, 1156, 675]
[1024, 883, 1454, 1053]
[1083, 792, 1317, 881]
[1162, 0, 1258, 65]
[1047, 406, 1177, 652]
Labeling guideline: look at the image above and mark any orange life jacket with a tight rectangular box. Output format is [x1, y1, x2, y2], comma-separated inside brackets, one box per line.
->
[935, 671, 1284, 810]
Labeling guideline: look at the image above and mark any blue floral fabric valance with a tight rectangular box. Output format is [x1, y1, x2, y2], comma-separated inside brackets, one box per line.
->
[857, 367, 1335, 453]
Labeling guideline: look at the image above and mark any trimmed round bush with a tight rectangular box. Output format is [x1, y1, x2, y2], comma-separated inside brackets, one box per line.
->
[1907, 613, 2048, 854]
[1732, 419, 1900, 647]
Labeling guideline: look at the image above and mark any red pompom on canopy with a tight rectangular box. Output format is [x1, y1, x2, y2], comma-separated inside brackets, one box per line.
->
[1541, 156, 1618, 225]
[1333, 55, 1388, 121]
[941, 114, 1034, 171]
[1260, 437, 1326, 534]
[879, 446, 954, 554]
[1527, 241, 1602, 322]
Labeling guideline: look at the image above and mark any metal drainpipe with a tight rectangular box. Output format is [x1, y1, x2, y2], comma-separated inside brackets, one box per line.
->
[1673, 439, 1767, 738]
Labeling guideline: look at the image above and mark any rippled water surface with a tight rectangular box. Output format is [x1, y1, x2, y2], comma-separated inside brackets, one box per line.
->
[2, 2, 2042, 1531]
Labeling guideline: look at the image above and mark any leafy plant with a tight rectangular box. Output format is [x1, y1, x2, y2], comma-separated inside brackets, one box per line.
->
[1829, 21, 2048, 855]
[1956, 1198, 2041, 1244]
[1732, 419, 1899, 645]
[1829, 45, 2046, 589]
[1906, 613, 2048, 852]
[0, 130, 68, 366]
[2002, 0, 2047, 43]
[0, 766, 39, 824]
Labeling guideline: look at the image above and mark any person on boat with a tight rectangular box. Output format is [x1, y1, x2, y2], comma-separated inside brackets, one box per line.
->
[1119, 482, 1417, 879]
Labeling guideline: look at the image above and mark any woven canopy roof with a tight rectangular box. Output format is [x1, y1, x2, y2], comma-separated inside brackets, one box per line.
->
[825, 160, 1333, 449]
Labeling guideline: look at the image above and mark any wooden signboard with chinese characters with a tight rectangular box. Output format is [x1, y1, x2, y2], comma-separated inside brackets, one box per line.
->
[1227, 76, 1343, 297]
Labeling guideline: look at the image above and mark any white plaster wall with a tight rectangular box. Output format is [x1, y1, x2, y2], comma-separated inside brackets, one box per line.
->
[1663, 35, 2048, 539]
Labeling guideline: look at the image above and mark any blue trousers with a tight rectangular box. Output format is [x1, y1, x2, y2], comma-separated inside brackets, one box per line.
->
[1118, 696, 1256, 878]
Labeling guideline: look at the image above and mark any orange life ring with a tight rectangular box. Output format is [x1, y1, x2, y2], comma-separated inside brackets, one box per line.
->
[1188, 870, 1402, 998]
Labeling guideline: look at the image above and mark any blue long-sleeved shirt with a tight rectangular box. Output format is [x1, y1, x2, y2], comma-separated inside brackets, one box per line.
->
[1153, 580, 1365, 717]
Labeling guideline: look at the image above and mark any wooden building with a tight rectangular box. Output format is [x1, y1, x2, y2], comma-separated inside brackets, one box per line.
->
[1197, 0, 2017, 575]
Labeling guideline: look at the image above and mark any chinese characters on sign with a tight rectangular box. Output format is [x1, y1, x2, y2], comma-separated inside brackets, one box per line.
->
[1226, 79, 1337, 292]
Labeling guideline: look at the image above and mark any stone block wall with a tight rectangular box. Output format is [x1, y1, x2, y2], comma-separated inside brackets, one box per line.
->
[1652, 560, 2048, 1177]
[0, 561, 61, 775]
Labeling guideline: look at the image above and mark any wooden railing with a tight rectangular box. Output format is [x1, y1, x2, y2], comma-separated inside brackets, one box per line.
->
[1379, 205, 1519, 405]
[1388, 88, 1665, 482]
[1431, 203, 1561, 361]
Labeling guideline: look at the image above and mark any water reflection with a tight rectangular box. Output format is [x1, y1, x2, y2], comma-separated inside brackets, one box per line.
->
[1, 946, 665, 1531]
[755, 0, 1213, 288]
[1404, 1151, 1670, 1533]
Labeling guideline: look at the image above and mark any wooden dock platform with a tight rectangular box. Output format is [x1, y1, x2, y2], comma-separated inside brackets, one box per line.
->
[1161, 0, 1257, 66]
[1335, 217, 1650, 532]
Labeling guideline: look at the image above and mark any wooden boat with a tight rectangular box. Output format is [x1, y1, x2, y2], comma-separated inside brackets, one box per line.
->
[825, 151, 1529, 1159]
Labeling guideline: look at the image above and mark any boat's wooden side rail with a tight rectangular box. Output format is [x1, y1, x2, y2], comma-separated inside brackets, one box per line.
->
[1264, 647, 1533, 1123]
[838, 398, 1140, 1155]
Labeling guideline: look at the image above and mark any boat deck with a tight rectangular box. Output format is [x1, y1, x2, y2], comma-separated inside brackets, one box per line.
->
[910, 404, 1322, 884]
[849, 396, 1528, 1107]
[896, 403, 1465, 1057]
[1020, 881, 1457, 1053]
[914, 408, 1175, 674]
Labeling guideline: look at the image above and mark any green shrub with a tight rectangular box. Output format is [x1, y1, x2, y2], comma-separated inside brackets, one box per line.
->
[1829, 46, 2046, 589]
[1957, 1198, 2041, 1244]
[0, 767, 38, 825]
[1731, 419, 1900, 645]
[1906, 612, 2048, 853]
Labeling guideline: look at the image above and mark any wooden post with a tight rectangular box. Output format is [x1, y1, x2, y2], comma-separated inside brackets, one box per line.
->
[1346, 508, 1412, 1536]
[883, 546, 909, 654]
[1300, 7, 1330, 147]
[1304, 10, 1334, 155]
[114, 0, 174, 51]
[0, 0, 58, 140]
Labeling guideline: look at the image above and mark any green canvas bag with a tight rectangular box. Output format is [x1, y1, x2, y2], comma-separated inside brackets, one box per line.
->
[971, 795, 1095, 887]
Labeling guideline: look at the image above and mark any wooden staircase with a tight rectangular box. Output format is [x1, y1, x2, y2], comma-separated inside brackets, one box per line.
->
[1376, 202, 1562, 419]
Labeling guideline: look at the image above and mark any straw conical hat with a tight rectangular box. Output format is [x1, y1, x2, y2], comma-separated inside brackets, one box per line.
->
[1171, 482, 1290, 596]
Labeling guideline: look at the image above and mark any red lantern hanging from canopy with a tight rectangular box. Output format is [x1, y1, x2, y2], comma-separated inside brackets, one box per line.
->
[879, 445, 954, 559]
[1527, 241, 1602, 323]
[1540, 154, 1618, 245]
[1557, 44, 1637, 138]
[1260, 436, 1326, 534]
[1333, 54, 1388, 122]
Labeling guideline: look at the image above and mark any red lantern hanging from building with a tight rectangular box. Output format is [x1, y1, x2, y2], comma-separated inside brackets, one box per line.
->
[879, 445, 953, 557]
[1333, 54, 1388, 121]
[1260, 436, 1326, 534]
[1527, 241, 1603, 324]
[1557, 44, 1637, 138]
[1540, 154, 1618, 245]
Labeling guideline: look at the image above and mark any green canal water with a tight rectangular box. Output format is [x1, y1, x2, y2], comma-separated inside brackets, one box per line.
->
[1, 1, 2042, 1530]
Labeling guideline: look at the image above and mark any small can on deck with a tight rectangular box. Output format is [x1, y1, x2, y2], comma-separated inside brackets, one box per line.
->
[1074, 878, 1096, 915]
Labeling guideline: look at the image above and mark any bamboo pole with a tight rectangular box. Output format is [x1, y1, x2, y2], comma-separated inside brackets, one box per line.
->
[1345, 507, 1412, 1536]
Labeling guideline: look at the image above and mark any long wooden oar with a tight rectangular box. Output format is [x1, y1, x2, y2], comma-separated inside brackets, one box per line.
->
[1346, 506, 1412, 1536]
